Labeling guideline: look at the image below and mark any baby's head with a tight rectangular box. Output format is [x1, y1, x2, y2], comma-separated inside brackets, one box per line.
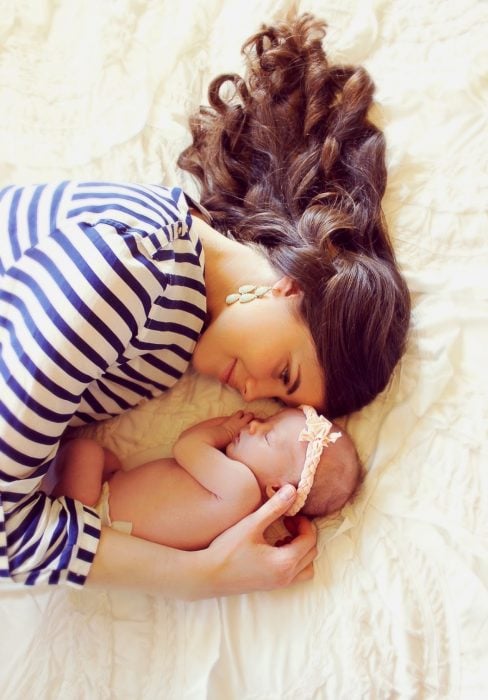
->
[226, 406, 362, 517]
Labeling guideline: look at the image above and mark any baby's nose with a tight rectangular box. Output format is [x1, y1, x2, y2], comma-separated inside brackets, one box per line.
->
[247, 419, 263, 435]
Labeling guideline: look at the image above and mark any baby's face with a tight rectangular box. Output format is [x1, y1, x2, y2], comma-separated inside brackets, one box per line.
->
[225, 408, 306, 487]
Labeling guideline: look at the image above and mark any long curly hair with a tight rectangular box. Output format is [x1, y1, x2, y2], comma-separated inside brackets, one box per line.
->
[178, 13, 410, 418]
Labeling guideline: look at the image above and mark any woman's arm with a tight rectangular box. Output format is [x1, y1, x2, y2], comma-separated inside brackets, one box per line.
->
[87, 484, 318, 598]
[0, 181, 197, 587]
[173, 411, 258, 501]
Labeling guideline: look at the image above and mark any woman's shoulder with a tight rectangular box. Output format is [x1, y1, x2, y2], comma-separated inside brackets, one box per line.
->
[62, 180, 190, 227]
[0, 179, 197, 231]
[0, 179, 192, 255]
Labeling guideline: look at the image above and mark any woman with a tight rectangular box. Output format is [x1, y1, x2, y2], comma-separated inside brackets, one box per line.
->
[0, 14, 409, 596]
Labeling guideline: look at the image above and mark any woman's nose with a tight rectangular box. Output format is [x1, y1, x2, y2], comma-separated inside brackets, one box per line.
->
[243, 377, 270, 402]
[242, 377, 256, 401]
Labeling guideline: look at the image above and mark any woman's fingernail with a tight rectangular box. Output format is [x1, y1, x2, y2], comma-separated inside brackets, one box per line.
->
[278, 484, 295, 501]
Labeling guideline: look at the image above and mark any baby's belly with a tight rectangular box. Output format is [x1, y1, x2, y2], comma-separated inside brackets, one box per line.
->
[107, 461, 234, 550]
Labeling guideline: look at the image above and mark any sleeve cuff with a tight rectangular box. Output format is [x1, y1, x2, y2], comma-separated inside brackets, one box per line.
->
[63, 504, 102, 588]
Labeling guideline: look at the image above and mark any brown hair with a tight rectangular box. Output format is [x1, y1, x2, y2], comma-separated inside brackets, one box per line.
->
[178, 13, 410, 417]
[301, 424, 363, 517]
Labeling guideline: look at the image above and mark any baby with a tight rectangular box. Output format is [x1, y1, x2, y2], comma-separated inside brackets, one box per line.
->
[53, 405, 362, 551]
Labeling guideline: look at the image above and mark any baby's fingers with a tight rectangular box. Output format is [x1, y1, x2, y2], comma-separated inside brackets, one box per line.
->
[231, 410, 254, 426]
[220, 410, 254, 442]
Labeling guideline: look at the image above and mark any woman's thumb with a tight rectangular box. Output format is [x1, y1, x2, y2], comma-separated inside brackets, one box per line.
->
[252, 484, 296, 531]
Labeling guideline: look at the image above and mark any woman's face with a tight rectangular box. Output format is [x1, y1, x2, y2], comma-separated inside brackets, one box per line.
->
[192, 288, 325, 408]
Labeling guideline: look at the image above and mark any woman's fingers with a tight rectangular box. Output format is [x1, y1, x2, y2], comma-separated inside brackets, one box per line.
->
[270, 514, 317, 584]
[247, 484, 298, 535]
[203, 485, 318, 596]
[290, 562, 315, 584]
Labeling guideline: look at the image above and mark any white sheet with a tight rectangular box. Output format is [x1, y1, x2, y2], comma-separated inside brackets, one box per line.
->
[1, 0, 487, 698]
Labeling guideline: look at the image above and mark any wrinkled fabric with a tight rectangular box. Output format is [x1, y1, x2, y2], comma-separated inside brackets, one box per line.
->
[0, 0, 486, 698]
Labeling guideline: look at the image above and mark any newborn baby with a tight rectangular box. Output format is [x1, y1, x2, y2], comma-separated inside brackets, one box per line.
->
[53, 406, 362, 550]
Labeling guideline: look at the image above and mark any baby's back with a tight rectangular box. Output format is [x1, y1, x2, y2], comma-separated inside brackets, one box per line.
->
[107, 457, 258, 550]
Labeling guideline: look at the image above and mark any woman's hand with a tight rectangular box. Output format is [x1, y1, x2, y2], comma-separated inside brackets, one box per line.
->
[198, 484, 318, 598]
[88, 485, 317, 599]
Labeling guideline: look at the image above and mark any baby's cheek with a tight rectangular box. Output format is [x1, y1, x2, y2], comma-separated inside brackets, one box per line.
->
[225, 441, 242, 460]
[225, 444, 233, 458]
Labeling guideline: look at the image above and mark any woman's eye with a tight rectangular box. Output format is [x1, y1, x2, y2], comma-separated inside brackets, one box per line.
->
[280, 366, 290, 386]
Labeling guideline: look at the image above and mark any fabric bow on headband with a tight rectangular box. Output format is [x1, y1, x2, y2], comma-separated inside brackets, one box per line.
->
[298, 406, 342, 446]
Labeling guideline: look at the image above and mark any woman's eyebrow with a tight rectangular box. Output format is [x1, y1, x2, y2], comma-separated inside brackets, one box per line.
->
[286, 368, 301, 395]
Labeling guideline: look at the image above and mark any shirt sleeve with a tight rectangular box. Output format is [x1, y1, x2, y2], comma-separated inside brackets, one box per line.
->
[0, 180, 200, 586]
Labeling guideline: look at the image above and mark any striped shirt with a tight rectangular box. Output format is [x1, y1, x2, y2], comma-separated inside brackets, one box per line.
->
[0, 181, 206, 586]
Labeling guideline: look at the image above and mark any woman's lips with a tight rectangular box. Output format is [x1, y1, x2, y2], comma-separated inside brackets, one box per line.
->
[221, 359, 237, 386]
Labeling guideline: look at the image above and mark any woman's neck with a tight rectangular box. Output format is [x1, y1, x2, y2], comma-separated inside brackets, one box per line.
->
[192, 216, 278, 320]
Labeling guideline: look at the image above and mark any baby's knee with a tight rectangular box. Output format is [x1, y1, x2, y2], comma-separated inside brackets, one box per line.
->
[102, 448, 122, 479]
[60, 437, 105, 467]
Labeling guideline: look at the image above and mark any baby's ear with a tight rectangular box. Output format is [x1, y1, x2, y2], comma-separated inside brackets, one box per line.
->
[272, 276, 302, 298]
[265, 480, 290, 499]
[265, 484, 278, 499]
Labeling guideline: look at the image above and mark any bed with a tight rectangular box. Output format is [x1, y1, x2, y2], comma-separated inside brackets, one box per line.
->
[1, 0, 487, 698]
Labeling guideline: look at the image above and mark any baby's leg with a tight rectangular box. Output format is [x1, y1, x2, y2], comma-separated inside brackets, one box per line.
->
[53, 438, 119, 506]
[101, 447, 123, 481]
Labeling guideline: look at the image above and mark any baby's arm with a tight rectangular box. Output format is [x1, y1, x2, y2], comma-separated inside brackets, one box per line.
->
[173, 411, 260, 503]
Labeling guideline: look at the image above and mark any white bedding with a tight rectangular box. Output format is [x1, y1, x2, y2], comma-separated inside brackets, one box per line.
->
[1, 0, 487, 698]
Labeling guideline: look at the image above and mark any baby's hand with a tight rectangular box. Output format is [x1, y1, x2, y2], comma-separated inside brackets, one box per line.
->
[175, 411, 255, 452]
[221, 410, 254, 443]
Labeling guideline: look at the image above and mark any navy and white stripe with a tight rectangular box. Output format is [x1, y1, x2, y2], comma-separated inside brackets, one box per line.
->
[0, 181, 206, 586]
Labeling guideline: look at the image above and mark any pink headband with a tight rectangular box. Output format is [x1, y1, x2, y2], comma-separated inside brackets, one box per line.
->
[286, 405, 342, 516]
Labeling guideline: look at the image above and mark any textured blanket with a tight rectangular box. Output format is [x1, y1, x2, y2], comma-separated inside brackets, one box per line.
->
[1, 1, 487, 698]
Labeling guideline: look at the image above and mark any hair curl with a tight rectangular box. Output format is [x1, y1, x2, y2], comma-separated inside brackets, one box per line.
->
[178, 13, 410, 417]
